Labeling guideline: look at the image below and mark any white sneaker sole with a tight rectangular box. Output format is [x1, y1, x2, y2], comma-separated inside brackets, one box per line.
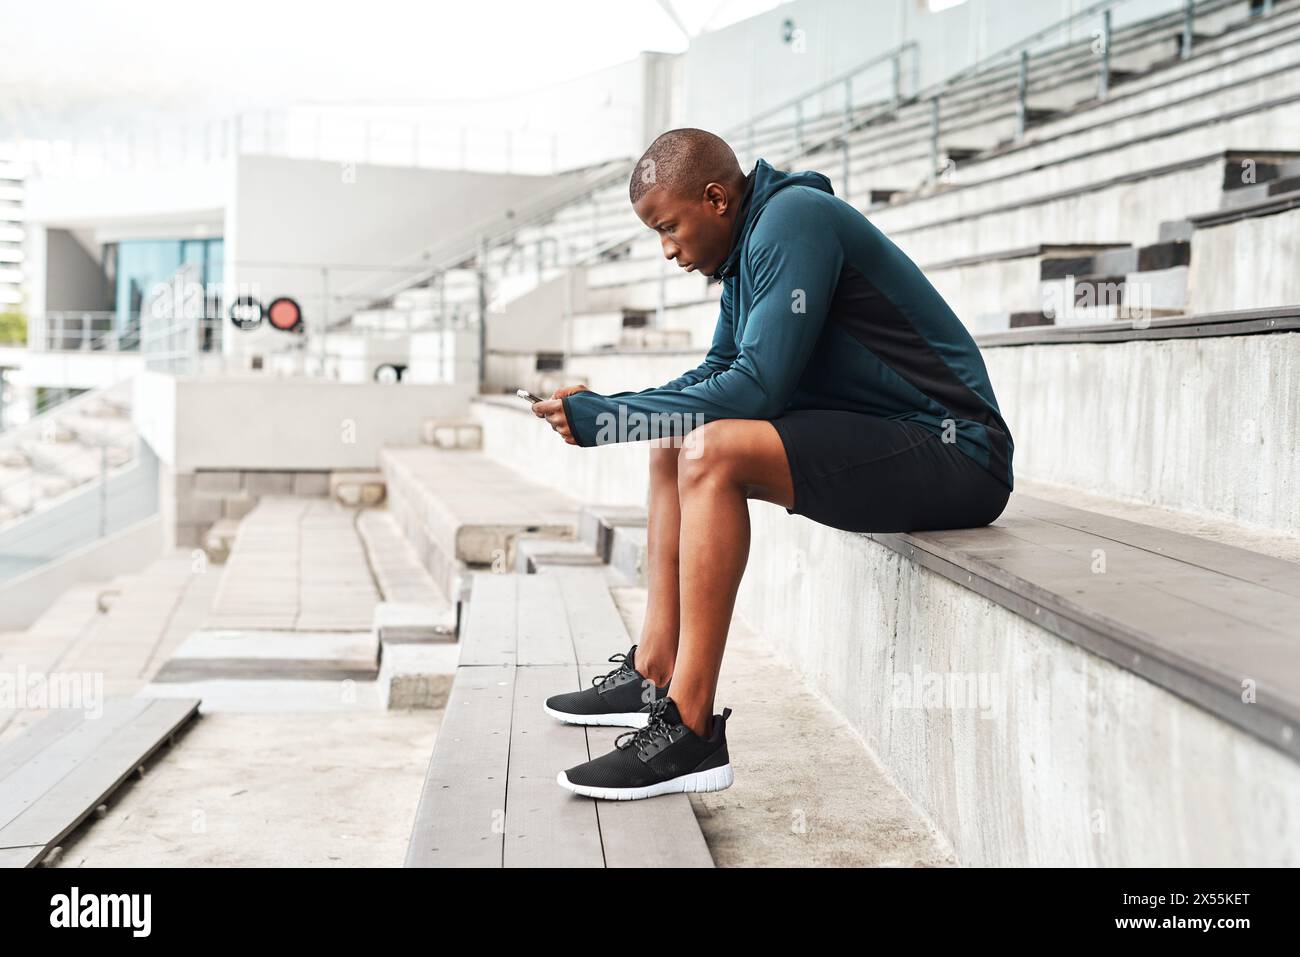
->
[556, 763, 734, 800]
[543, 703, 649, 728]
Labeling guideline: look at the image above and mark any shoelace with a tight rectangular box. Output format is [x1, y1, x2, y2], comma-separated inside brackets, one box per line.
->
[591, 651, 634, 688]
[615, 698, 675, 752]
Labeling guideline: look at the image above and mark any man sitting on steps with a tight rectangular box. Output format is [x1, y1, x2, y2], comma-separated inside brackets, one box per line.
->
[532, 127, 1015, 801]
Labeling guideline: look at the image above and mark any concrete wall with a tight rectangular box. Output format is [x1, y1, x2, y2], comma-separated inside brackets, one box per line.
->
[1188, 208, 1300, 313]
[41, 228, 113, 312]
[158, 464, 331, 549]
[490, 268, 588, 353]
[0, 441, 159, 580]
[224, 156, 572, 360]
[735, 502, 1300, 866]
[133, 370, 474, 472]
[475, 397, 649, 507]
[0, 513, 163, 631]
[984, 332, 1300, 536]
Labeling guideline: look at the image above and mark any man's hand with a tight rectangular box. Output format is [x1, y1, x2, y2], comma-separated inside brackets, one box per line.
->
[533, 383, 590, 445]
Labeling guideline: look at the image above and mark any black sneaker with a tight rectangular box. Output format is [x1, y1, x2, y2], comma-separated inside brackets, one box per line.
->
[543, 645, 670, 728]
[555, 697, 734, 801]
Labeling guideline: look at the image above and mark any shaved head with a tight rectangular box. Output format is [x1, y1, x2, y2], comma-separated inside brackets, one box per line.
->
[629, 128, 745, 205]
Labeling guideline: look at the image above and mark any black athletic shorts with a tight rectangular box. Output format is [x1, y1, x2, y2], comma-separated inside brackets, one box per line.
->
[769, 409, 1011, 534]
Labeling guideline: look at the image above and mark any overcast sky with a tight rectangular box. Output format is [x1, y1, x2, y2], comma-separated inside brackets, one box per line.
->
[0, 0, 788, 133]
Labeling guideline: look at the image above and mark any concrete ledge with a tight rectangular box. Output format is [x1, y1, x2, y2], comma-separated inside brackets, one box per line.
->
[380, 445, 583, 600]
[373, 601, 456, 643]
[737, 501, 1300, 866]
[378, 643, 459, 710]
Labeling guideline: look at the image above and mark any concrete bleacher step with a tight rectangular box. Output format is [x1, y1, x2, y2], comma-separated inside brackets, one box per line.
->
[356, 509, 456, 640]
[405, 569, 713, 867]
[149, 631, 379, 686]
[514, 535, 605, 573]
[578, 504, 648, 563]
[150, 629, 379, 682]
[205, 497, 382, 633]
[381, 447, 583, 603]
[977, 305, 1300, 533]
[609, 525, 648, 588]
[0, 697, 200, 868]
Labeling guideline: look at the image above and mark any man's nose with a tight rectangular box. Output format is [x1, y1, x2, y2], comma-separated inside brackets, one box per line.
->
[661, 237, 680, 260]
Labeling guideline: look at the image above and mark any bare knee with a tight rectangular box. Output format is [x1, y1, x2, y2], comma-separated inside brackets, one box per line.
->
[677, 422, 743, 494]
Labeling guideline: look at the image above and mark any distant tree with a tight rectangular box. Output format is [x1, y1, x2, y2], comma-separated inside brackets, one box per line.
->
[0, 310, 27, 345]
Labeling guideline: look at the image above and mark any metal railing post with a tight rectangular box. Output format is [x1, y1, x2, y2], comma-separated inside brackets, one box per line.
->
[891, 52, 902, 104]
[98, 443, 108, 538]
[843, 77, 853, 133]
[476, 236, 488, 390]
[1015, 49, 1030, 139]
[1099, 9, 1112, 100]
[929, 96, 941, 182]
[841, 136, 851, 199]
[1181, 0, 1194, 59]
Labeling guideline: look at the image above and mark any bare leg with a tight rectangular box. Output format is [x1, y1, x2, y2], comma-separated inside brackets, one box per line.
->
[670, 420, 794, 737]
[632, 440, 685, 688]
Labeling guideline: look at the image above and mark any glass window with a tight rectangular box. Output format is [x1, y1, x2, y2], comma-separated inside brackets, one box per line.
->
[112, 237, 224, 344]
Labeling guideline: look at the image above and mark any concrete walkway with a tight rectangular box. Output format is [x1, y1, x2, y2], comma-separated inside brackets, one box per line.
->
[5, 501, 952, 867]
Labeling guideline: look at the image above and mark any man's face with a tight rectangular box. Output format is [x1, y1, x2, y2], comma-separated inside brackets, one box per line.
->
[633, 181, 738, 277]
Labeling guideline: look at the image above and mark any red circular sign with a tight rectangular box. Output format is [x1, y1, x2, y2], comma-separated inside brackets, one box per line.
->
[267, 297, 302, 332]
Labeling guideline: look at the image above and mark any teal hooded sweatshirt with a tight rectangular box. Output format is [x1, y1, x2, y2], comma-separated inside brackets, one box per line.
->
[560, 157, 1014, 491]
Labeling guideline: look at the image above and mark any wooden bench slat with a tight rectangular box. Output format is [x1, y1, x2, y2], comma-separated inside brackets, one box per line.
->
[0, 710, 87, 787]
[993, 513, 1299, 668]
[0, 698, 199, 860]
[503, 665, 604, 867]
[555, 568, 636, 666]
[459, 574, 518, 666]
[578, 665, 715, 869]
[1013, 495, 1300, 600]
[0, 698, 154, 833]
[0, 846, 45, 868]
[407, 569, 716, 866]
[516, 575, 577, 666]
[405, 663, 514, 867]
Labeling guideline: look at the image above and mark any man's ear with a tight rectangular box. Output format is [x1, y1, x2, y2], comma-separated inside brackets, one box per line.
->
[704, 182, 729, 214]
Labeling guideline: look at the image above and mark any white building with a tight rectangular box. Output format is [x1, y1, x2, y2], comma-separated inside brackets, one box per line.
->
[0, 148, 23, 310]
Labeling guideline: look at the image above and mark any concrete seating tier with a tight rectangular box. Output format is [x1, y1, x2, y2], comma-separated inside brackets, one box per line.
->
[379, 446, 583, 603]
[978, 305, 1300, 535]
[463, 361, 1300, 864]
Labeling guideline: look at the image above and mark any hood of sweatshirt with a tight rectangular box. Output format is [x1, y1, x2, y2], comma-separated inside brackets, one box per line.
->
[711, 156, 835, 282]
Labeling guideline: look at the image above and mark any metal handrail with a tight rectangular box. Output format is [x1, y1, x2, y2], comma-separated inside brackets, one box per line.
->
[792, 0, 1269, 181]
[347, 40, 925, 312]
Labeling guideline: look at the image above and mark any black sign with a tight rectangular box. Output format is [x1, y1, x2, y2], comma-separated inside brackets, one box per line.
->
[229, 296, 263, 331]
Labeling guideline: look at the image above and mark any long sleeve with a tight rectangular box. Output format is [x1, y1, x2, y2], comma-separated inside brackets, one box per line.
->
[561, 204, 844, 447]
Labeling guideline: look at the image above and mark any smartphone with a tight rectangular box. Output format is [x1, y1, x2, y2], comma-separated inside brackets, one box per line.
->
[516, 388, 546, 404]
